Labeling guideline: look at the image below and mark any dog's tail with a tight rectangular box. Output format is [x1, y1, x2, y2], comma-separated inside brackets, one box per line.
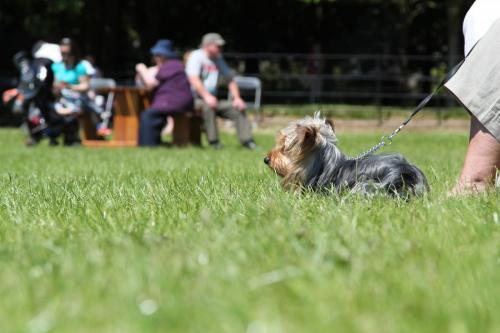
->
[399, 163, 429, 197]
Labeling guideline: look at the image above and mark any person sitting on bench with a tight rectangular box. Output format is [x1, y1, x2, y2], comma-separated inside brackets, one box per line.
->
[136, 39, 193, 146]
[52, 38, 111, 143]
[186, 33, 257, 150]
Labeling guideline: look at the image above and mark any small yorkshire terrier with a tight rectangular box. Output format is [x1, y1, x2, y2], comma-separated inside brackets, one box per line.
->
[264, 114, 428, 197]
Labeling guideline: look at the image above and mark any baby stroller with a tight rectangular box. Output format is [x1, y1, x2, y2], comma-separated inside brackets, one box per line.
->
[7, 48, 80, 146]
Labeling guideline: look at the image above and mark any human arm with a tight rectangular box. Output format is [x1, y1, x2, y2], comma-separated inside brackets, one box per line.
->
[217, 57, 245, 111]
[70, 75, 90, 92]
[228, 80, 246, 111]
[186, 52, 218, 108]
[53, 80, 69, 93]
[52, 78, 87, 94]
[188, 75, 218, 108]
[135, 66, 158, 87]
[66, 62, 92, 92]
[135, 63, 160, 90]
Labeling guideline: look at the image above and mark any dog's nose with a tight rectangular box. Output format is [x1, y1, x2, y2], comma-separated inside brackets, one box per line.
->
[264, 156, 270, 165]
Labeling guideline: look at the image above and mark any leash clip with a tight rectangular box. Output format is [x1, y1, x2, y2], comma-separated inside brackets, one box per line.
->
[380, 135, 392, 146]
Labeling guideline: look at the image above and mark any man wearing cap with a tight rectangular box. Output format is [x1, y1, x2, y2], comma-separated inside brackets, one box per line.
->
[136, 39, 193, 146]
[186, 33, 257, 149]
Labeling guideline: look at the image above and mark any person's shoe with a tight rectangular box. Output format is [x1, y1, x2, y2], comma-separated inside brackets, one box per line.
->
[63, 138, 82, 147]
[49, 138, 59, 146]
[96, 126, 112, 137]
[67, 141, 82, 147]
[242, 140, 258, 150]
[210, 142, 224, 150]
[25, 137, 38, 147]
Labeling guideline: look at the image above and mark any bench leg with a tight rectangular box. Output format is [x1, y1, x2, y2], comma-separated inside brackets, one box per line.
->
[189, 116, 203, 146]
[173, 116, 190, 147]
[172, 113, 204, 147]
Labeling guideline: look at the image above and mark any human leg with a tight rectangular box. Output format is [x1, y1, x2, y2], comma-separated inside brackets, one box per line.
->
[452, 116, 500, 194]
[217, 100, 254, 146]
[139, 108, 168, 146]
[62, 115, 81, 146]
[198, 99, 221, 146]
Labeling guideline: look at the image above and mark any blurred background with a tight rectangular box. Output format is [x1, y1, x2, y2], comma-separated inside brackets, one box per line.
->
[0, 0, 474, 114]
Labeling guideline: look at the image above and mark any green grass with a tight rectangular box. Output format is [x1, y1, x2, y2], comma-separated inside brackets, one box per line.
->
[0, 128, 499, 333]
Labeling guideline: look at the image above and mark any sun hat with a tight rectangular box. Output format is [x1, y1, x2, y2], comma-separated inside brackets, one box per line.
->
[150, 39, 178, 58]
[200, 33, 226, 47]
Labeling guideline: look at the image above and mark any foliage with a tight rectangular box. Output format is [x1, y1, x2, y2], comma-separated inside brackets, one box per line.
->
[0, 0, 474, 74]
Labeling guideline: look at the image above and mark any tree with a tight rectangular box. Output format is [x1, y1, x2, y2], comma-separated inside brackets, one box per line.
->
[0, 0, 474, 73]
[301, 0, 470, 63]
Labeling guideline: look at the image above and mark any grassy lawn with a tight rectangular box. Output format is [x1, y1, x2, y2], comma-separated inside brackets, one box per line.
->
[0, 127, 498, 333]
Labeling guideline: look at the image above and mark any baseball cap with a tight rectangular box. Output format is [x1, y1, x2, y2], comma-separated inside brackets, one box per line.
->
[201, 33, 226, 47]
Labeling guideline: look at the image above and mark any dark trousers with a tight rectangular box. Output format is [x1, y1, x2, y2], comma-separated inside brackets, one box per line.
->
[139, 108, 178, 146]
[197, 99, 253, 144]
[27, 96, 80, 144]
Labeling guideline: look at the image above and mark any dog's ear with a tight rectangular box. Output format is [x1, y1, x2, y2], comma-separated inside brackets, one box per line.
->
[277, 132, 286, 146]
[296, 125, 318, 150]
[325, 119, 335, 131]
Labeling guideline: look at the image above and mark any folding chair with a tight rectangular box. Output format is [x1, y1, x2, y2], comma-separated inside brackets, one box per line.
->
[228, 76, 262, 120]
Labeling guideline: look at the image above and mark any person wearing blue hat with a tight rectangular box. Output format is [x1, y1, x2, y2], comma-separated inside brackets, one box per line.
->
[136, 39, 193, 146]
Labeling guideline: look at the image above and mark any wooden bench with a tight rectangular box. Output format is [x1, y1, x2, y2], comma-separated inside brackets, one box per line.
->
[81, 87, 202, 148]
[171, 112, 203, 147]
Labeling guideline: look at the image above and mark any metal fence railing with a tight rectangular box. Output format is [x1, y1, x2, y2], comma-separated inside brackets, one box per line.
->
[223, 53, 458, 109]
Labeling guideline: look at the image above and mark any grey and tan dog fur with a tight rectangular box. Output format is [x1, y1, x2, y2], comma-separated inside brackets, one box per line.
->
[265, 113, 428, 197]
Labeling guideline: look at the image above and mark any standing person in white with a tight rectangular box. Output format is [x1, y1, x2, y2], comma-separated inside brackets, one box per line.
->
[446, 0, 500, 194]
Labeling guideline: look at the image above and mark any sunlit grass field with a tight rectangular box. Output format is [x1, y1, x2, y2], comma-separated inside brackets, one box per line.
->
[0, 127, 499, 333]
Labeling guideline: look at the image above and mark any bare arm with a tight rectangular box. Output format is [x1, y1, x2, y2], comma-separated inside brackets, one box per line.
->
[71, 75, 90, 92]
[228, 79, 246, 111]
[188, 75, 211, 100]
[188, 75, 218, 109]
[136, 64, 159, 90]
[228, 80, 242, 100]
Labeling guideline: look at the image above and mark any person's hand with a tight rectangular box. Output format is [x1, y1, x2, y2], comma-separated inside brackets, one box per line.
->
[135, 63, 147, 73]
[53, 81, 68, 95]
[54, 81, 68, 89]
[55, 106, 74, 116]
[2, 89, 18, 103]
[203, 94, 218, 109]
[232, 97, 247, 111]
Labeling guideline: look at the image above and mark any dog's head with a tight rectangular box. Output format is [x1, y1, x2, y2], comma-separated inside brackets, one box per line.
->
[265, 113, 337, 186]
